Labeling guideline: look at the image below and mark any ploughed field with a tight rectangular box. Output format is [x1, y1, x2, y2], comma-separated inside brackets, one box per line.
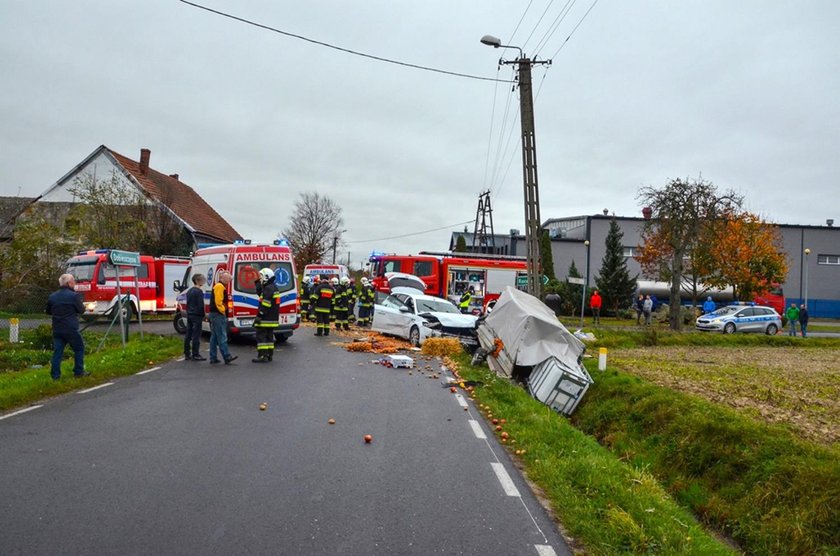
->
[611, 346, 840, 445]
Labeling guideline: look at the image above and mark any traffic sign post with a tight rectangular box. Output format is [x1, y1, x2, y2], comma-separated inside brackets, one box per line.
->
[108, 250, 143, 342]
[109, 250, 140, 267]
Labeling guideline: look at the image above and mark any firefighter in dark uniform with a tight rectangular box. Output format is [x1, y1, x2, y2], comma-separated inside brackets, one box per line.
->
[333, 277, 348, 331]
[347, 278, 357, 326]
[253, 268, 280, 363]
[311, 275, 335, 336]
[358, 277, 375, 327]
[299, 275, 311, 321]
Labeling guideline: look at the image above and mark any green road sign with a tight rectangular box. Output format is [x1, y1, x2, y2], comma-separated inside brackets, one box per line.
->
[516, 275, 529, 287]
[109, 249, 141, 267]
[542, 274, 550, 285]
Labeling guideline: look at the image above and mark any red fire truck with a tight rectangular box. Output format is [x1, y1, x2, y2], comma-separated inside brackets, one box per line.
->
[368, 251, 528, 313]
[174, 240, 300, 341]
[66, 250, 190, 319]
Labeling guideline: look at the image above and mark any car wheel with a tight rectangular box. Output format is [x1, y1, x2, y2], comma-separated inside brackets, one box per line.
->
[409, 326, 421, 347]
[765, 323, 778, 336]
[274, 333, 289, 343]
[173, 312, 187, 334]
[724, 322, 736, 334]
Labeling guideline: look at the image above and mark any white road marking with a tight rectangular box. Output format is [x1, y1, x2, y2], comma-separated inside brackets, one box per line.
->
[176, 357, 186, 361]
[468, 419, 487, 439]
[136, 366, 161, 375]
[77, 382, 114, 394]
[0, 405, 43, 421]
[454, 393, 468, 408]
[491, 462, 521, 497]
[535, 545, 557, 556]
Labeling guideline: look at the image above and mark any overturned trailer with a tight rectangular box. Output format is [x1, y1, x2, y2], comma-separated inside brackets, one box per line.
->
[476, 286, 593, 415]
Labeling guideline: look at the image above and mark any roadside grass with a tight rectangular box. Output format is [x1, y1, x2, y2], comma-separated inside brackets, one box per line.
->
[584, 326, 840, 350]
[572, 364, 840, 555]
[453, 354, 735, 555]
[0, 330, 182, 411]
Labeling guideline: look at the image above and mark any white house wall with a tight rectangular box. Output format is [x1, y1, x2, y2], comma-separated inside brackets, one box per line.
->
[39, 151, 139, 203]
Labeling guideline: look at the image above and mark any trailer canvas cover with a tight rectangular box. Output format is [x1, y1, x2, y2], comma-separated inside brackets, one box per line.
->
[485, 286, 586, 366]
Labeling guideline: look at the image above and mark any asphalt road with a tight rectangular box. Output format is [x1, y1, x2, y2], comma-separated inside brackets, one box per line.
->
[0, 326, 570, 555]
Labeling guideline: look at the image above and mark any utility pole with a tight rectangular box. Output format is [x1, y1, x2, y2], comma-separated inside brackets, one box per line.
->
[482, 35, 550, 298]
[472, 190, 496, 254]
[332, 236, 338, 264]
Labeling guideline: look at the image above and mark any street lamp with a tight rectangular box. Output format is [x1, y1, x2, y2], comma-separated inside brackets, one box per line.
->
[481, 35, 550, 298]
[804, 248, 811, 308]
[580, 240, 590, 328]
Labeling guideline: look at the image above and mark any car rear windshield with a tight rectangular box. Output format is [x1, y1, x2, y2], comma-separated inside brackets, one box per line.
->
[234, 262, 295, 294]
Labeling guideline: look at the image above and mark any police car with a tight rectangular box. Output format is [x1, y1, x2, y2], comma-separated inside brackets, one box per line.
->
[695, 303, 782, 335]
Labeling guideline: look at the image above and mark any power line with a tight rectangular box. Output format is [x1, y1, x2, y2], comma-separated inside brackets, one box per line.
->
[533, 0, 577, 58]
[346, 220, 475, 244]
[179, 0, 513, 83]
[508, 0, 535, 45]
[521, 0, 557, 54]
[549, 0, 601, 59]
[482, 67, 503, 192]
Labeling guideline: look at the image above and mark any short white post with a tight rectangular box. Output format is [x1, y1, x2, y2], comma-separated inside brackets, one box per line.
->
[9, 318, 20, 343]
[598, 347, 607, 371]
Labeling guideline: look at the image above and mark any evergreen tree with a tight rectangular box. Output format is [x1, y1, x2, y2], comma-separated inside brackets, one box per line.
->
[595, 218, 637, 314]
[454, 234, 468, 252]
[539, 230, 556, 280]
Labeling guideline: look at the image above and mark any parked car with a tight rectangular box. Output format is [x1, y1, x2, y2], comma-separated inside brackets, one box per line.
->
[371, 273, 479, 347]
[695, 304, 781, 335]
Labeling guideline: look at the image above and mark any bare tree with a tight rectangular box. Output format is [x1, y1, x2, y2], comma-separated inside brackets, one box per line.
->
[636, 177, 742, 330]
[68, 170, 191, 255]
[281, 192, 345, 271]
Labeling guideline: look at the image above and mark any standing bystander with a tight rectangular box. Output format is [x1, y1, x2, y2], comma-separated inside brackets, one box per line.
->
[208, 271, 238, 364]
[799, 304, 809, 338]
[642, 295, 653, 326]
[633, 294, 644, 325]
[785, 303, 800, 337]
[589, 290, 602, 325]
[184, 274, 206, 360]
[46, 273, 88, 380]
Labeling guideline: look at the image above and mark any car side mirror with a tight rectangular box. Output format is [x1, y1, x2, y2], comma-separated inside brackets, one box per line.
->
[173, 280, 183, 292]
[399, 306, 411, 313]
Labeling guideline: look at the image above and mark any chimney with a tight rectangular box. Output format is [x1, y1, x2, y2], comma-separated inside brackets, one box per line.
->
[642, 206, 653, 220]
[169, 173, 179, 181]
[139, 148, 151, 175]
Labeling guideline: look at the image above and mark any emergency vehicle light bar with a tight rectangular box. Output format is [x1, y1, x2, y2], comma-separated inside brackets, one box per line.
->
[233, 239, 252, 245]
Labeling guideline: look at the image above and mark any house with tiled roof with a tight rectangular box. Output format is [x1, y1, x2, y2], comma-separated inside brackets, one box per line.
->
[31, 145, 241, 249]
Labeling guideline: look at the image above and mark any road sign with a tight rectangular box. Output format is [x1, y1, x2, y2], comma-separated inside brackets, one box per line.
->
[567, 277, 585, 285]
[109, 250, 140, 267]
[516, 275, 529, 287]
[541, 274, 550, 285]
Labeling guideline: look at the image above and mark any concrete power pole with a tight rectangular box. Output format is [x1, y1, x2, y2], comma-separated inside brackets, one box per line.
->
[500, 55, 550, 298]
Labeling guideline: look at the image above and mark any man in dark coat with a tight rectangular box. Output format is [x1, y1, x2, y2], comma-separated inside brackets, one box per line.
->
[46, 273, 88, 380]
[184, 273, 206, 360]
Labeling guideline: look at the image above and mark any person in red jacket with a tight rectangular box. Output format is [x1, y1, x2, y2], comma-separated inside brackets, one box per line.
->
[590, 290, 602, 325]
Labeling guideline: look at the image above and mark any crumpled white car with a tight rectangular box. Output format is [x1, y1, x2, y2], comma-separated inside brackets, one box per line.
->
[372, 273, 478, 346]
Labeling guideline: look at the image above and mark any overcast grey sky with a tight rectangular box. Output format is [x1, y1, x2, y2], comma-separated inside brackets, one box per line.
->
[2, 1, 838, 266]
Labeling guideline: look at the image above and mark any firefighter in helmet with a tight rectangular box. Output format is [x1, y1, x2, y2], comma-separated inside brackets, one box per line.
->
[347, 278, 358, 326]
[310, 274, 335, 336]
[253, 267, 280, 363]
[459, 285, 474, 314]
[308, 275, 320, 321]
[336, 276, 353, 331]
[358, 277, 375, 327]
[300, 275, 311, 319]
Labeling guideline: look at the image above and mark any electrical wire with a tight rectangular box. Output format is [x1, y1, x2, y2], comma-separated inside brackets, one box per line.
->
[508, 0, 535, 44]
[179, 0, 513, 83]
[482, 67, 503, 192]
[548, 0, 601, 59]
[489, 71, 518, 195]
[533, 0, 577, 58]
[346, 220, 476, 244]
[521, 0, 556, 54]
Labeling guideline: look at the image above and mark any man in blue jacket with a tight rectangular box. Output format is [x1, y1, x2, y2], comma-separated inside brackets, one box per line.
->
[46, 273, 88, 380]
[702, 296, 716, 314]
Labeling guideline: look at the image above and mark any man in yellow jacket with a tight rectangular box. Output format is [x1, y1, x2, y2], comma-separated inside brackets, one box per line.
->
[208, 271, 237, 364]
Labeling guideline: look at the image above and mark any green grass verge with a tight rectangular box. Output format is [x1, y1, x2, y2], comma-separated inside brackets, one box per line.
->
[572, 364, 840, 555]
[585, 327, 840, 350]
[454, 354, 735, 555]
[0, 333, 182, 411]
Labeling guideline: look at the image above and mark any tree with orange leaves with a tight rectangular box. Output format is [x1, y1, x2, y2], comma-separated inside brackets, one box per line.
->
[693, 211, 788, 300]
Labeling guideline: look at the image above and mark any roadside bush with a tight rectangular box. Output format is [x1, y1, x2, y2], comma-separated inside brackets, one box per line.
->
[31, 324, 54, 351]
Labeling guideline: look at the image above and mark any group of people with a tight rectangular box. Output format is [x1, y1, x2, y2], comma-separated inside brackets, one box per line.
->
[183, 270, 241, 363]
[632, 294, 654, 325]
[299, 275, 375, 337]
[785, 303, 810, 337]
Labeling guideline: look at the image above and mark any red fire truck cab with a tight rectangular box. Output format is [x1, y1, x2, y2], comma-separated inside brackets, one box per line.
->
[368, 251, 528, 313]
[66, 250, 190, 319]
[175, 240, 300, 341]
